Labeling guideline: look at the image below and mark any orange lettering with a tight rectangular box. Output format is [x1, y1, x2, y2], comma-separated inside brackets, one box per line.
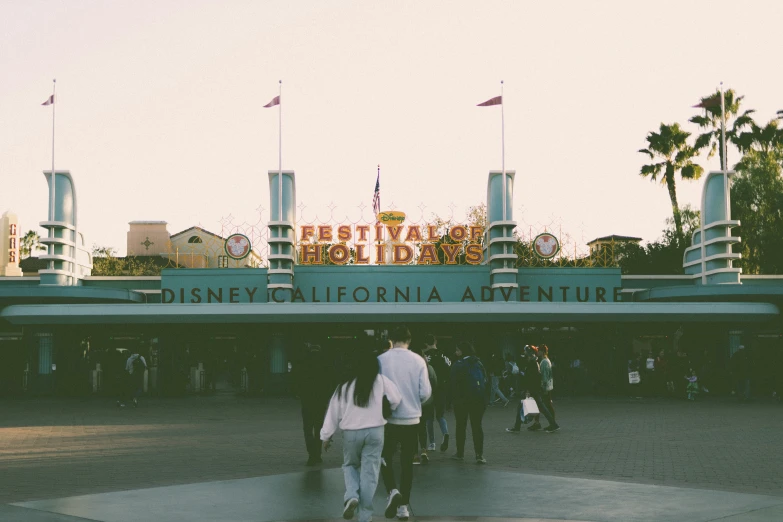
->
[375, 243, 386, 264]
[356, 244, 370, 264]
[301, 244, 322, 264]
[465, 243, 483, 264]
[337, 225, 352, 241]
[393, 244, 413, 264]
[388, 226, 403, 241]
[328, 244, 351, 264]
[449, 226, 467, 242]
[440, 244, 461, 264]
[356, 225, 370, 241]
[427, 225, 439, 240]
[405, 226, 422, 241]
[318, 225, 332, 242]
[417, 244, 440, 264]
[300, 225, 315, 242]
[470, 226, 483, 241]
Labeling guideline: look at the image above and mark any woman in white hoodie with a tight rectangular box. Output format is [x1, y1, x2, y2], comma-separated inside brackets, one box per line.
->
[321, 347, 402, 522]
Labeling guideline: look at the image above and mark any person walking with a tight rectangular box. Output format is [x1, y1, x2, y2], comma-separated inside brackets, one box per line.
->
[411, 345, 437, 465]
[293, 343, 335, 466]
[321, 346, 402, 522]
[422, 334, 451, 452]
[506, 346, 559, 433]
[731, 344, 751, 401]
[378, 325, 431, 521]
[488, 350, 509, 406]
[538, 345, 556, 422]
[450, 341, 489, 464]
[120, 353, 147, 408]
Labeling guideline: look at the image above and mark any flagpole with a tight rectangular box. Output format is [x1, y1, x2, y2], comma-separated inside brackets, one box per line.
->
[278, 79, 283, 222]
[501, 80, 506, 222]
[50, 78, 56, 222]
[720, 81, 729, 220]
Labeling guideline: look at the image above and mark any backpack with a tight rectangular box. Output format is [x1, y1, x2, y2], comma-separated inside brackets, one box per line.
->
[132, 356, 145, 375]
[465, 358, 487, 401]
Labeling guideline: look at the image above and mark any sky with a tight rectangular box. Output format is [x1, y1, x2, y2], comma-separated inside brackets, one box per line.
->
[2, 0, 782, 256]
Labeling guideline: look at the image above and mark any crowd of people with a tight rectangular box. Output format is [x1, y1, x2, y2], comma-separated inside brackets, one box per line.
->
[294, 327, 563, 521]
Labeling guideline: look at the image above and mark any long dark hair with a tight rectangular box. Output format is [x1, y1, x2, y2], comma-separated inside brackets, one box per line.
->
[336, 346, 380, 408]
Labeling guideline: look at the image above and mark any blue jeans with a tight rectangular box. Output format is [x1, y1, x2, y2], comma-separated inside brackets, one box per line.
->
[425, 395, 449, 445]
[490, 376, 508, 403]
[343, 426, 384, 522]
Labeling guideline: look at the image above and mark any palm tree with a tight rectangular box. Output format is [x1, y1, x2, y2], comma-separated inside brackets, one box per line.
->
[638, 123, 704, 239]
[734, 117, 783, 157]
[20, 230, 45, 259]
[690, 89, 755, 168]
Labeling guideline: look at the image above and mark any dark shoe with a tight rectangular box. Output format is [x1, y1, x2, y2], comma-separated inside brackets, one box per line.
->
[412, 455, 421, 465]
[440, 434, 449, 452]
[476, 455, 487, 464]
[503, 399, 510, 407]
[420, 452, 429, 465]
[506, 427, 521, 433]
[385, 489, 402, 519]
[306, 457, 318, 466]
[343, 498, 358, 520]
[544, 424, 560, 433]
[527, 423, 542, 431]
[451, 453, 464, 461]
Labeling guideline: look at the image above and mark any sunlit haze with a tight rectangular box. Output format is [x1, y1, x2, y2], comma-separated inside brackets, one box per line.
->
[2, 0, 781, 255]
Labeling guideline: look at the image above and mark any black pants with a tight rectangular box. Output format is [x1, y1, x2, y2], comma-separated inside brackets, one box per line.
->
[454, 401, 485, 458]
[301, 400, 327, 460]
[513, 393, 557, 429]
[381, 423, 418, 505]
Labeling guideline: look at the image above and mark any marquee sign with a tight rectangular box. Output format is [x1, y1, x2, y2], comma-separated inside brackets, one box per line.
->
[224, 234, 251, 260]
[299, 221, 484, 265]
[533, 232, 559, 259]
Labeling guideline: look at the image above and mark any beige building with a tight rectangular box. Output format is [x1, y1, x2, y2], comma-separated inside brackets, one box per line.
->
[127, 221, 263, 269]
[587, 234, 642, 263]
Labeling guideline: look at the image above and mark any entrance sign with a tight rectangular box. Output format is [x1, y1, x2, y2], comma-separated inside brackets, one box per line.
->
[225, 234, 251, 260]
[298, 222, 485, 265]
[534, 233, 560, 259]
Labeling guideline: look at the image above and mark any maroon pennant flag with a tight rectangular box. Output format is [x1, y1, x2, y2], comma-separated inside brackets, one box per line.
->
[263, 95, 280, 108]
[477, 95, 502, 107]
[41, 95, 54, 106]
[693, 95, 721, 109]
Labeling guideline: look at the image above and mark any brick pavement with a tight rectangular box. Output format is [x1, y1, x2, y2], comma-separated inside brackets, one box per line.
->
[1, 394, 781, 505]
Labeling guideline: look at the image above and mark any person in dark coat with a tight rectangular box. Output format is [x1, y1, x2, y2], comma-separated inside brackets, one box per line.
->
[506, 346, 558, 433]
[292, 343, 335, 465]
[450, 341, 488, 464]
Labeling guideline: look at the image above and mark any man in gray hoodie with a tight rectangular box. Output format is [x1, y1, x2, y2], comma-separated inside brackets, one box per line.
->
[378, 325, 432, 521]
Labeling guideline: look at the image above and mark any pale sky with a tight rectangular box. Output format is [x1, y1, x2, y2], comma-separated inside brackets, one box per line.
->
[2, 1, 781, 256]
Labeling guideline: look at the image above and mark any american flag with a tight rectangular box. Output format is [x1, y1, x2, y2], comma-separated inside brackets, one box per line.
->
[372, 166, 380, 217]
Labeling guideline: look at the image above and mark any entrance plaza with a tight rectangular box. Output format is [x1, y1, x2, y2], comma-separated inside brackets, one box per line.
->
[1, 395, 782, 522]
[0, 164, 781, 521]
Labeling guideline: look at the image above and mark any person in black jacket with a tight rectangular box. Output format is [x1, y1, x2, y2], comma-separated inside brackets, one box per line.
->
[450, 341, 488, 464]
[292, 343, 335, 465]
[506, 346, 559, 433]
[423, 334, 451, 452]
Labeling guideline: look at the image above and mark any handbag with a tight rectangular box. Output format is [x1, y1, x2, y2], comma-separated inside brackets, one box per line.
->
[521, 397, 539, 418]
[381, 377, 393, 419]
[628, 371, 641, 384]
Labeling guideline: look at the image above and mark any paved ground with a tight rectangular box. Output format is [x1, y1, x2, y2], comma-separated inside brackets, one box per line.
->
[1, 393, 781, 508]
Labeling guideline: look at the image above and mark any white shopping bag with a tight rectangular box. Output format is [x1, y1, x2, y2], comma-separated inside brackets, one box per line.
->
[521, 397, 539, 418]
[628, 371, 641, 384]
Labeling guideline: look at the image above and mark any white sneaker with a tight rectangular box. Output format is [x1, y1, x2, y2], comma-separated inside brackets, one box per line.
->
[343, 498, 358, 520]
[396, 504, 410, 521]
[427, 443, 436, 451]
[384, 489, 401, 519]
